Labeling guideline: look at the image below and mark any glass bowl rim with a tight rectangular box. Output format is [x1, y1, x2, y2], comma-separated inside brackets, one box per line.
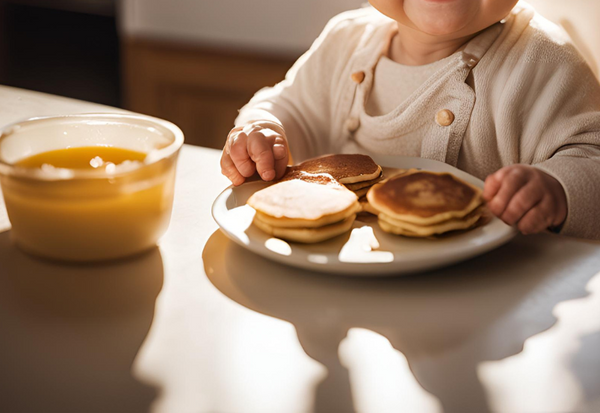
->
[0, 112, 184, 181]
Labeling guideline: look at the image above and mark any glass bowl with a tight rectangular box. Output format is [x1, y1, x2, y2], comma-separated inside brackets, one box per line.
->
[0, 113, 184, 262]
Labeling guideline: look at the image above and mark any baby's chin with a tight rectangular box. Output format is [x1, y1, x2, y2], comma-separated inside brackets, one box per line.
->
[404, 0, 480, 37]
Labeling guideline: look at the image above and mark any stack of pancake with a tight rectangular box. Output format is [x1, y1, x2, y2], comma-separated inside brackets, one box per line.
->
[285, 154, 383, 197]
[366, 170, 484, 237]
[246, 154, 382, 243]
[247, 173, 360, 243]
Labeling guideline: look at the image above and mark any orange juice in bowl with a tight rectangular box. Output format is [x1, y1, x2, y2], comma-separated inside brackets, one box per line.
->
[0, 113, 184, 262]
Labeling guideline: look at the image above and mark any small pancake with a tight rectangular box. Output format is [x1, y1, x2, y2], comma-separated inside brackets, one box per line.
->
[253, 215, 356, 243]
[247, 179, 359, 225]
[254, 202, 361, 228]
[344, 172, 383, 191]
[286, 154, 382, 184]
[378, 206, 484, 237]
[367, 170, 483, 225]
[377, 220, 422, 237]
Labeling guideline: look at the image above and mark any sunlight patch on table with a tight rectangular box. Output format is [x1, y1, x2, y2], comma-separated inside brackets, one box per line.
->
[339, 328, 442, 412]
[226, 314, 326, 413]
[478, 271, 600, 412]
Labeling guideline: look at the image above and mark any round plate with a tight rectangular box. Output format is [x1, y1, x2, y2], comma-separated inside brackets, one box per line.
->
[211, 155, 517, 276]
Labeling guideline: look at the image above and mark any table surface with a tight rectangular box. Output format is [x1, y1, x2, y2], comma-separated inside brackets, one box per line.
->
[1, 86, 599, 413]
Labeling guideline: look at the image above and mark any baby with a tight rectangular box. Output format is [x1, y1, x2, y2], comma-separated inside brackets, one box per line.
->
[220, 0, 600, 240]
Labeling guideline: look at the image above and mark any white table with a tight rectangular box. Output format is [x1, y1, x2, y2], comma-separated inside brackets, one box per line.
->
[1, 86, 599, 413]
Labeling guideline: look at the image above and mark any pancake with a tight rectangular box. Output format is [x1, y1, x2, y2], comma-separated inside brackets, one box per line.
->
[345, 170, 383, 198]
[377, 220, 422, 237]
[248, 156, 374, 243]
[253, 201, 361, 228]
[367, 170, 482, 226]
[253, 215, 356, 243]
[378, 205, 485, 237]
[344, 172, 384, 191]
[286, 154, 382, 184]
[247, 179, 359, 224]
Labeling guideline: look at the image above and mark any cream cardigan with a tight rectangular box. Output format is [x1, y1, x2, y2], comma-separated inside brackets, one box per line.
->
[235, 3, 600, 240]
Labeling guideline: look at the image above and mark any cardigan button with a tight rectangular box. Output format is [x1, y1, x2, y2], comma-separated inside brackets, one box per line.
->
[462, 52, 479, 68]
[351, 71, 366, 84]
[345, 118, 361, 132]
[435, 109, 455, 126]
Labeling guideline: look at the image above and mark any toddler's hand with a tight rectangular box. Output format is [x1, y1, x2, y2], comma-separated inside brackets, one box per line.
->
[220, 121, 289, 186]
[483, 165, 567, 234]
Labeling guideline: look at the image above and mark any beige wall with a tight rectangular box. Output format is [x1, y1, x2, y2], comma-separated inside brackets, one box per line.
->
[119, 0, 365, 56]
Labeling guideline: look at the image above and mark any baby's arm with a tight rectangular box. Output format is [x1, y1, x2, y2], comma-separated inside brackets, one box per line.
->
[482, 34, 600, 239]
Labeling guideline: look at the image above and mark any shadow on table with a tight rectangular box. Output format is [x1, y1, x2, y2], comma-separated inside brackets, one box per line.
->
[203, 230, 600, 413]
[0, 231, 163, 413]
[572, 330, 600, 410]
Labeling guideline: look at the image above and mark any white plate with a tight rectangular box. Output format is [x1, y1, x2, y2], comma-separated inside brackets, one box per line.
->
[211, 155, 517, 276]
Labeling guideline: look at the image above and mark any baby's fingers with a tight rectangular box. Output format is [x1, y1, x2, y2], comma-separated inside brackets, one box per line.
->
[483, 172, 503, 202]
[229, 131, 256, 178]
[224, 126, 243, 155]
[517, 197, 554, 234]
[248, 131, 277, 181]
[500, 183, 544, 226]
[220, 152, 245, 186]
[273, 136, 289, 179]
[486, 168, 528, 217]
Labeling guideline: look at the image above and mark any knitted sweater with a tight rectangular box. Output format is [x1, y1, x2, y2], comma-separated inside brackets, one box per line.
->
[235, 3, 600, 240]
